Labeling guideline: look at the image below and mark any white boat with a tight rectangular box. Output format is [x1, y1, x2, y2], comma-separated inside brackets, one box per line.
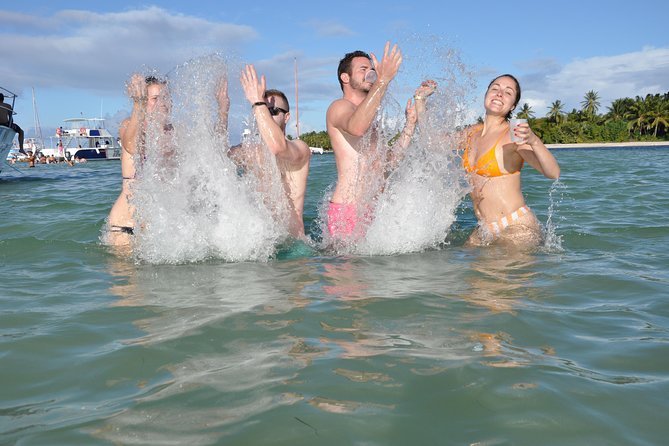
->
[46, 117, 121, 161]
[0, 86, 19, 173]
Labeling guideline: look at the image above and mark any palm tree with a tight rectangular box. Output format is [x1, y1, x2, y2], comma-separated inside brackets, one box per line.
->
[566, 108, 584, 122]
[516, 103, 534, 120]
[605, 98, 632, 123]
[547, 100, 565, 124]
[626, 95, 651, 136]
[647, 94, 669, 137]
[581, 90, 601, 120]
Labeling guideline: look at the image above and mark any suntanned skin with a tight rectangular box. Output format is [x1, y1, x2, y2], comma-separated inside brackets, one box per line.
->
[326, 42, 436, 206]
[107, 75, 167, 246]
[238, 64, 311, 238]
[464, 75, 560, 245]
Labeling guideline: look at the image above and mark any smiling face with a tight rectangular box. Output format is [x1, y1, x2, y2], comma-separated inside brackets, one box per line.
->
[484, 75, 521, 119]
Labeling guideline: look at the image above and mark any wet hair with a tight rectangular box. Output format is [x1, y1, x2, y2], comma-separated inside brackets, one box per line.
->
[145, 75, 166, 85]
[487, 74, 521, 120]
[337, 50, 372, 91]
[264, 89, 289, 112]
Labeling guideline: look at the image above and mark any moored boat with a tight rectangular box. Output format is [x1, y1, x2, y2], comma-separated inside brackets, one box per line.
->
[46, 117, 121, 161]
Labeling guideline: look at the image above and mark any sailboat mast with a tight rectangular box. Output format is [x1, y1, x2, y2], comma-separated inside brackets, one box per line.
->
[294, 57, 300, 138]
[32, 87, 43, 143]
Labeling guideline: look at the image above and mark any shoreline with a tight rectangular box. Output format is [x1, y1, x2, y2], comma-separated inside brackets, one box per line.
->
[307, 141, 669, 153]
[547, 141, 669, 149]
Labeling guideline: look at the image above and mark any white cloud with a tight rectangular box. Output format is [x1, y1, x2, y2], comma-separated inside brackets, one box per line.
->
[0, 7, 258, 93]
[520, 47, 669, 116]
[306, 20, 356, 37]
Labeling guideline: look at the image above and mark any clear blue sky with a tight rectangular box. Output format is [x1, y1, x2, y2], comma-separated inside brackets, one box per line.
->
[2, 1, 667, 143]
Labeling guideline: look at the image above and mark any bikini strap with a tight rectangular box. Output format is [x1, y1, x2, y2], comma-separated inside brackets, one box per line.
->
[492, 123, 509, 148]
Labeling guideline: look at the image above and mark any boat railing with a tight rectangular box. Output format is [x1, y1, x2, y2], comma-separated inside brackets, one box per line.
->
[0, 123, 17, 148]
[0, 86, 18, 128]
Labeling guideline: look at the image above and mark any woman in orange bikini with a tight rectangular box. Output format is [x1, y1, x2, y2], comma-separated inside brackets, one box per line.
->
[462, 74, 560, 246]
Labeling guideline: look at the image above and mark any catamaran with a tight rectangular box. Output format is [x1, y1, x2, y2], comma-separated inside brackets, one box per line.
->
[45, 117, 121, 160]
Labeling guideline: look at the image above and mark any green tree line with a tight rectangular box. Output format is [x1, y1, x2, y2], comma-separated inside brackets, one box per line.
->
[297, 130, 333, 150]
[515, 91, 669, 144]
[297, 90, 669, 148]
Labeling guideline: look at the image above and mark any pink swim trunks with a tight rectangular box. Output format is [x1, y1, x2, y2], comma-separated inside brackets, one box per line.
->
[327, 202, 371, 238]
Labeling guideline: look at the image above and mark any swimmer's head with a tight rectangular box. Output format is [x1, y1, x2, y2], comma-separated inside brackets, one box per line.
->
[264, 89, 289, 112]
[145, 75, 165, 86]
[145, 75, 170, 114]
[337, 50, 372, 92]
[486, 74, 521, 120]
[264, 89, 290, 130]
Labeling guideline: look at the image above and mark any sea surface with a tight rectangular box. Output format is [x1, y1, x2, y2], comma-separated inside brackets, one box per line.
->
[1, 148, 668, 445]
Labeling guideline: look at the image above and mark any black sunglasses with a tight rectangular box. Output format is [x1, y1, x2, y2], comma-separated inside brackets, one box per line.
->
[268, 106, 288, 116]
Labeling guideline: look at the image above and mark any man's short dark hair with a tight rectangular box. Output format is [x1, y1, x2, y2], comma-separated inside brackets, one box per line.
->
[337, 50, 371, 92]
[264, 89, 289, 112]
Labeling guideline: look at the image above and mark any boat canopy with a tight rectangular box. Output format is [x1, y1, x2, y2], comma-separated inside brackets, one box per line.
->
[62, 117, 108, 130]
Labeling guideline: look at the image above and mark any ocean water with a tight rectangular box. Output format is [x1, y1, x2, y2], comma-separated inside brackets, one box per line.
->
[1, 147, 668, 445]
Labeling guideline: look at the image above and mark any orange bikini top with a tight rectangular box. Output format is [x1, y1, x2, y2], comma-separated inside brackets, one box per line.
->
[463, 124, 523, 177]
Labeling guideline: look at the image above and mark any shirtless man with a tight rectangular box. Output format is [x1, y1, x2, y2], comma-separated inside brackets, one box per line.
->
[106, 75, 167, 246]
[326, 41, 435, 240]
[238, 64, 311, 238]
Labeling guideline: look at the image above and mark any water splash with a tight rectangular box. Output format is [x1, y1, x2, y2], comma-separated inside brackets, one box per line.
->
[542, 178, 567, 252]
[320, 39, 474, 255]
[131, 54, 289, 263]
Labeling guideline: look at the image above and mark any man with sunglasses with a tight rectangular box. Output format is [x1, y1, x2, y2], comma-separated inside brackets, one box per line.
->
[325, 42, 435, 242]
[239, 64, 311, 238]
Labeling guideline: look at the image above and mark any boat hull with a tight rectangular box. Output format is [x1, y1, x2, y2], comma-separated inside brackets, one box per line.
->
[67, 147, 121, 161]
[55, 117, 121, 161]
[1, 125, 18, 173]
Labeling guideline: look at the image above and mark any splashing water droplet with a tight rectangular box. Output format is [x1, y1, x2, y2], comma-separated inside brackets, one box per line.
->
[319, 38, 475, 255]
[543, 178, 567, 252]
[131, 54, 289, 263]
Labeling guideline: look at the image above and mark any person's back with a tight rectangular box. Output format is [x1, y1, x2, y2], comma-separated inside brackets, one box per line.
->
[275, 140, 311, 236]
[238, 65, 311, 238]
[0, 94, 13, 127]
[0, 92, 25, 152]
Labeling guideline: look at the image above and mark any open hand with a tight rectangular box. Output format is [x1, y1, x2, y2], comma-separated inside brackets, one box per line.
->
[414, 79, 437, 100]
[240, 64, 266, 105]
[370, 41, 402, 84]
[126, 74, 147, 103]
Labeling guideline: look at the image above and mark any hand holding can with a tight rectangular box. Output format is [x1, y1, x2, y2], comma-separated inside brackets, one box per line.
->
[509, 118, 527, 143]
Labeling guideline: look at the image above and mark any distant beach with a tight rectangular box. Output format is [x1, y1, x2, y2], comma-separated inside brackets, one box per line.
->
[547, 141, 669, 149]
[310, 141, 669, 153]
